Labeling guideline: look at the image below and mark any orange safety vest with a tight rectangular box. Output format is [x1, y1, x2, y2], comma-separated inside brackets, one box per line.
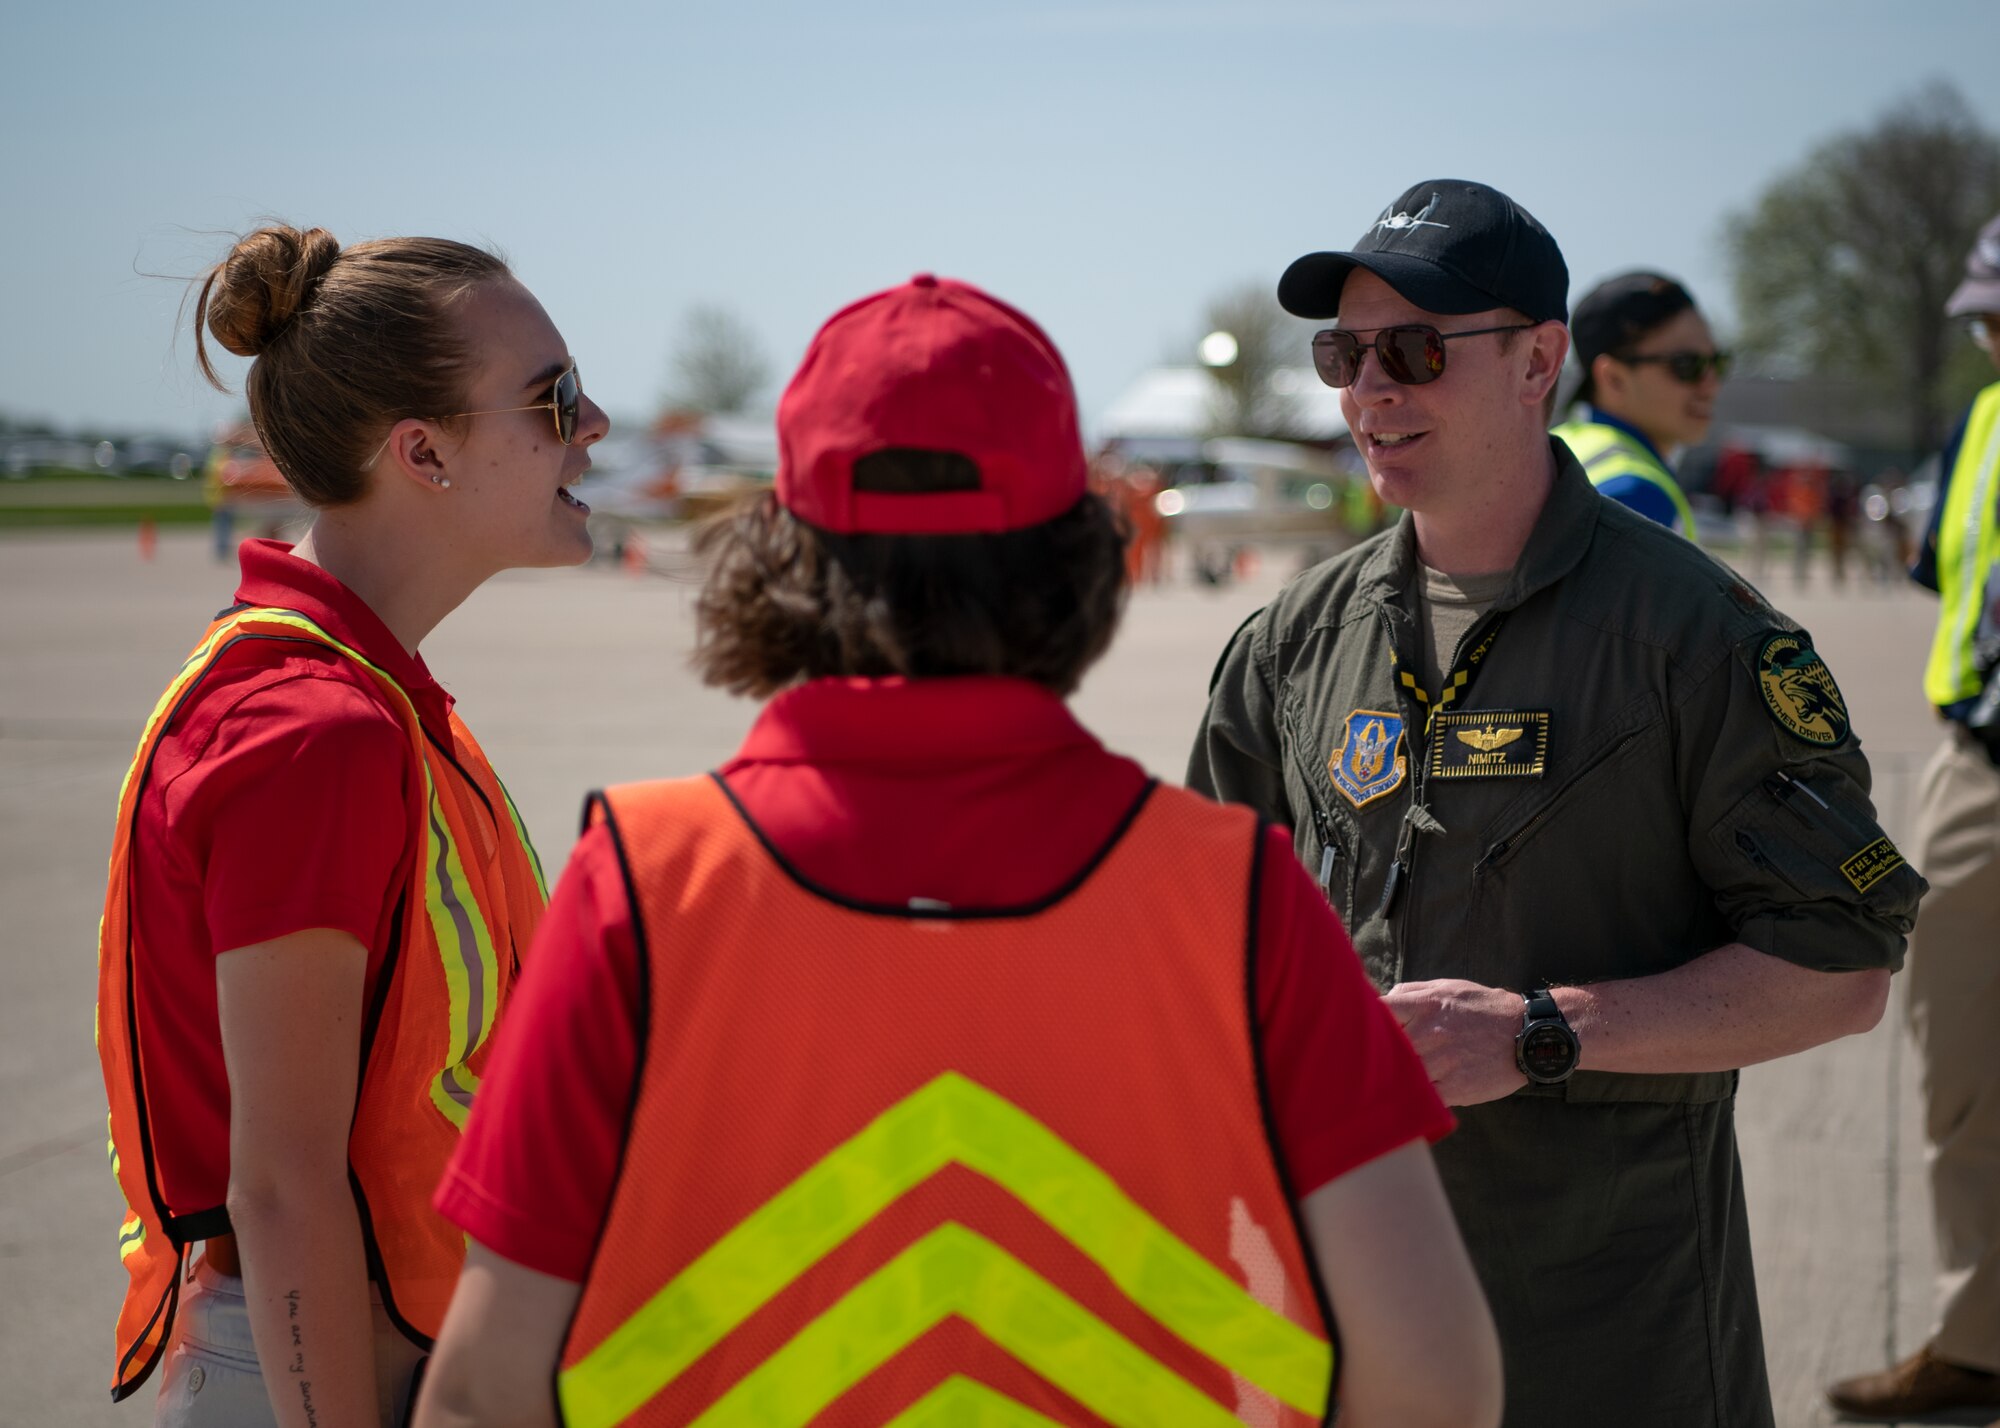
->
[558, 775, 1335, 1427]
[96, 605, 546, 1400]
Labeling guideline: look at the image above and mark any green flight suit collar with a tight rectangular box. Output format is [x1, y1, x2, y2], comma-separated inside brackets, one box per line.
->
[1357, 437, 1598, 612]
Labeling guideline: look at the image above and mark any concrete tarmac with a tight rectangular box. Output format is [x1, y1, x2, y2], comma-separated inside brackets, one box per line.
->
[0, 528, 1956, 1426]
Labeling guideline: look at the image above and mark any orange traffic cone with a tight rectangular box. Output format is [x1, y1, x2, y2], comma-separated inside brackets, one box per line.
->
[138, 518, 158, 562]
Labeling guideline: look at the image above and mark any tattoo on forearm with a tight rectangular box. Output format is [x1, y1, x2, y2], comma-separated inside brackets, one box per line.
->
[283, 1288, 320, 1428]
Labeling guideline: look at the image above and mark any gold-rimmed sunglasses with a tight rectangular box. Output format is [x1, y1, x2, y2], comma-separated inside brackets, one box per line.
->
[363, 363, 582, 470]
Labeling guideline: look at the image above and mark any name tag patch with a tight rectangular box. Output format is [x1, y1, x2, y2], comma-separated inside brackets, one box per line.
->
[1429, 710, 1550, 779]
[1841, 836, 1906, 894]
[1329, 709, 1409, 808]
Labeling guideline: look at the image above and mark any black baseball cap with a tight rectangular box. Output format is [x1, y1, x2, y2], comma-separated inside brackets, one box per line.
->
[1568, 271, 1698, 405]
[1278, 179, 1569, 324]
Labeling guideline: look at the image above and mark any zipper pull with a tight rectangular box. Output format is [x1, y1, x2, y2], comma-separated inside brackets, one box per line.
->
[1405, 802, 1447, 837]
[1378, 857, 1406, 915]
[1317, 842, 1338, 892]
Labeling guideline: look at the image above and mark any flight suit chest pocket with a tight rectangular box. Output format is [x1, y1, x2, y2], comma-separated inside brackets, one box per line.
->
[1472, 691, 1667, 875]
[1278, 696, 1363, 926]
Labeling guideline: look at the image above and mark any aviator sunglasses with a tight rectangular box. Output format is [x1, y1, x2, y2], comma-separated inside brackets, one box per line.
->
[1311, 323, 1535, 389]
[1616, 349, 1733, 384]
[362, 362, 583, 470]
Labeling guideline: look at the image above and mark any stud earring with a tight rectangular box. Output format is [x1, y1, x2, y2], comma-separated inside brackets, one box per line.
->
[430, 475, 451, 489]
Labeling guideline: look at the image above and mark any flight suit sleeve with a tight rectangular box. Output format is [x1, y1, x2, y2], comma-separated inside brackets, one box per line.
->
[1186, 608, 1292, 825]
[1679, 624, 1926, 973]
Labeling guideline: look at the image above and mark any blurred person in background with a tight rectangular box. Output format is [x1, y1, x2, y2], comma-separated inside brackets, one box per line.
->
[1552, 271, 1730, 539]
[1826, 213, 2000, 1425]
[414, 275, 1501, 1428]
[97, 223, 606, 1426]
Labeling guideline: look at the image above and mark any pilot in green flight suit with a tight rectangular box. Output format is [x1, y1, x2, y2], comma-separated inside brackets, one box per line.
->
[1194, 179, 1924, 1428]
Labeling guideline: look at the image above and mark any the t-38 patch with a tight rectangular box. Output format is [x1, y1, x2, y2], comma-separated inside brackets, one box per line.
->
[1840, 836, 1906, 894]
[1429, 709, 1550, 779]
[1757, 632, 1850, 746]
[1329, 709, 1408, 808]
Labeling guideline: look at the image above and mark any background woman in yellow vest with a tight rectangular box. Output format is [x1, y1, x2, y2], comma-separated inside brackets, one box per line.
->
[412, 276, 1502, 1428]
[1551, 271, 1731, 539]
[96, 224, 606, 1425]
[1824, 213, 2000, 1423]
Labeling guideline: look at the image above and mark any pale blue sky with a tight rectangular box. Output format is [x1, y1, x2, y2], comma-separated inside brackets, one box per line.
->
[5, 0, 1998, 441]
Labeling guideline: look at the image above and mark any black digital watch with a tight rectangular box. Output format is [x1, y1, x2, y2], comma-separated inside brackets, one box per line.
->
[1515, 986, 1579, 1085]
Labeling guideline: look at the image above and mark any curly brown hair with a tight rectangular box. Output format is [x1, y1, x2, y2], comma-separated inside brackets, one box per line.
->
[693, 490, 1129, 698]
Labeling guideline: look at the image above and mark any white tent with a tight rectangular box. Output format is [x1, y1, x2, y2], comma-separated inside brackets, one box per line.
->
[1093, 366, 1348, 443]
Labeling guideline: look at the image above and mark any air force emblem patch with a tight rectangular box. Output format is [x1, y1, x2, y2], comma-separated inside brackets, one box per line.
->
[1329, 709, 1408, 808]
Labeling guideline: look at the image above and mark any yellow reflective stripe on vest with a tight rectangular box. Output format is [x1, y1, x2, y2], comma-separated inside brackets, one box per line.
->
[423, 792, 500, 1130]
[118, 1214, 146, 1262]
[687, 1225, 1245, 1428]
[1552, 420, 1696, 539]
[883, 1376, 1066, 1428]
[1924, 383, 2000, 706]
[559, 1071, 1330, 1427]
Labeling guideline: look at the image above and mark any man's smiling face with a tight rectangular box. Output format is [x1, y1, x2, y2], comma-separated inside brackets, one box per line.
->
[1335, 271, 1547, 520]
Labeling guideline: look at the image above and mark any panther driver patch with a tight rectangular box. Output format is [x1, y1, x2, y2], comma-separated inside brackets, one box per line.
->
[1756, 633, 1850, 747]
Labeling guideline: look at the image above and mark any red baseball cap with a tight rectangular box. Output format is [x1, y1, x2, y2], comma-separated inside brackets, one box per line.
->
[775, 274, 1088, 535]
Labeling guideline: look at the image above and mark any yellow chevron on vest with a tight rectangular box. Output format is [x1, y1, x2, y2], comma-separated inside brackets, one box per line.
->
[1553, 419, 1696, 538]
[1924, 382, 2000, 706]
[884, 1376, 1066, 1428]
[558, 1071, 1331, 1428]
[687, 1225, 1246, 1428]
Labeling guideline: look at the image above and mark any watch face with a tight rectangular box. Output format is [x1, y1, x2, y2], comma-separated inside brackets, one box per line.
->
[1520, 1023, 1578, 1081]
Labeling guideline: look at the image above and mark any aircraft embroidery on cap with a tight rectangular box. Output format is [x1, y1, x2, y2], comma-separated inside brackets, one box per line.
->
[1373, 194, 1449, 233]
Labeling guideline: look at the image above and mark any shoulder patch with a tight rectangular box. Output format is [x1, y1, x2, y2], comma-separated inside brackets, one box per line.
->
[1841, 836, 1906, 894]
[1756, 632, 1850, 746]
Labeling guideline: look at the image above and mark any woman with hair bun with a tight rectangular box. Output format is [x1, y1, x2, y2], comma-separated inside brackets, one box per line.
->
[94, 224, 607, 1425]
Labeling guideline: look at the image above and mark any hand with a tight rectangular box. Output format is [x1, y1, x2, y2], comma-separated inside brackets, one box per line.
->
[1383, 979, 1525, 1107]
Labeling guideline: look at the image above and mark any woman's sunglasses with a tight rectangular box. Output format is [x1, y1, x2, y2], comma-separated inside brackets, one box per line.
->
[1311, 323, 1535, 389]
[1617, 350, 1732, 384]
[448, 362, 584, 444]
[362, 363, 583, 471]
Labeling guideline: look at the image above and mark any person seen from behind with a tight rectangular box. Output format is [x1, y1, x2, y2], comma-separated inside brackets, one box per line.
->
[1551, 270, 1729, 538]
[413, 275, 1502, 1428]
[1824, 212, 2000, 1425]
[97, 224, 606, 1426]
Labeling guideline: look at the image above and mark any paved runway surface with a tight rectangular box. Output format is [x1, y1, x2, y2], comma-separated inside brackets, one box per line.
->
[0, 528, 1955, 1425]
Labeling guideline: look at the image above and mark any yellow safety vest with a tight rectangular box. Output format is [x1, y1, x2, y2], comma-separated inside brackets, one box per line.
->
[1552, 418, 1697, 539]
[1923, 382, 2000, 708]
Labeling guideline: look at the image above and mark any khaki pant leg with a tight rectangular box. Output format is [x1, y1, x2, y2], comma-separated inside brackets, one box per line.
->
[1904, 728, 2000, 1370]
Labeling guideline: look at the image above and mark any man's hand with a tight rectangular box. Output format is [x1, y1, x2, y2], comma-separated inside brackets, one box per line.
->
[1383, 979, 1525, 1107]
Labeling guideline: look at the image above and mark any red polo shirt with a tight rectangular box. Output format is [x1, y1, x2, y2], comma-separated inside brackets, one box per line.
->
[439, 677, 1452, 1281]
[130, 540, 443, 1216]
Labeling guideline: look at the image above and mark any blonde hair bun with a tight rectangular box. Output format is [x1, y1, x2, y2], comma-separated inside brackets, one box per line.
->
[203, 225, 342, 359]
